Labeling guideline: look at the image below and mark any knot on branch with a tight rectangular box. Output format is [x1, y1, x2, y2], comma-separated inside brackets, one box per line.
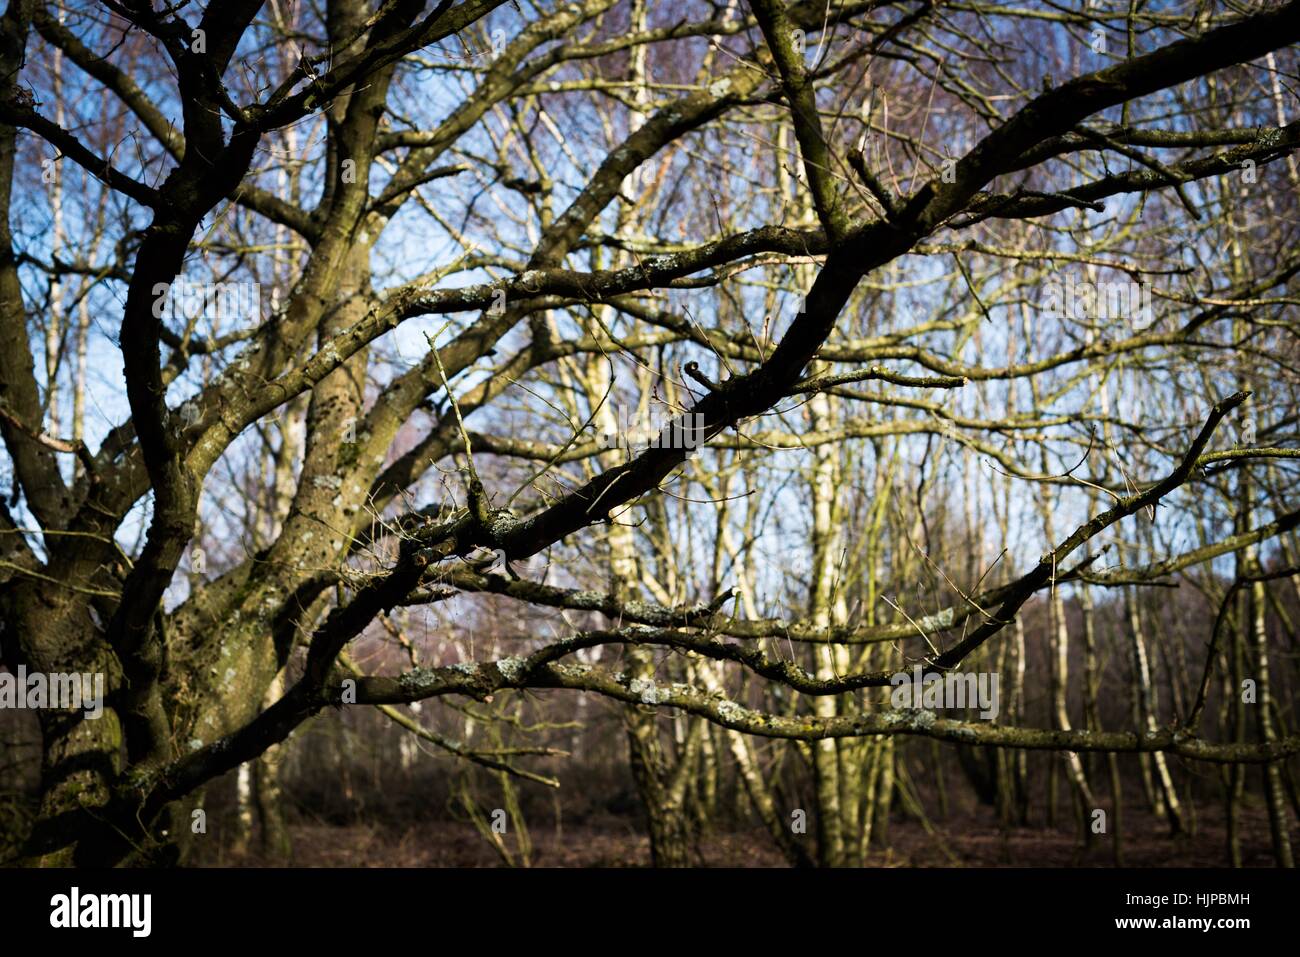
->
[683, 361, 725, 393]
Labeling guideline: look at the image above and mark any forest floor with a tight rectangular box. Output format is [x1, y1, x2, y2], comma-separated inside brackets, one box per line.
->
[203, 803, 1295, 867]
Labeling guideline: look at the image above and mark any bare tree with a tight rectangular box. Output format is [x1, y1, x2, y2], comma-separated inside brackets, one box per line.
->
[0, 0, 1298, 867]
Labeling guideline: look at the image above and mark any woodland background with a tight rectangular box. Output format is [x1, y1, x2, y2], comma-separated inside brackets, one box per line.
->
[0, 0, 1298, 867]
